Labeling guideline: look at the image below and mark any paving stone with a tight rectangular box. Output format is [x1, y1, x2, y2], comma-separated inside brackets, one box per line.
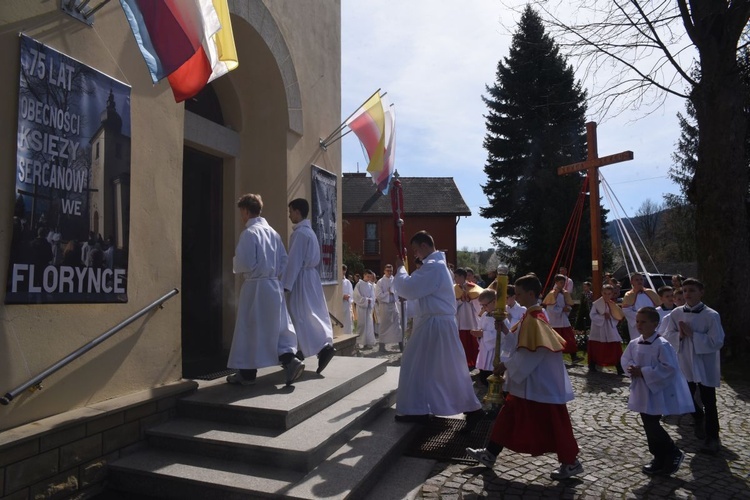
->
[404, 358, 750, 499]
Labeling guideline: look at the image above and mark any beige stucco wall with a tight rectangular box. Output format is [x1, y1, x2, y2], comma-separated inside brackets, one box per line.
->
[0, 0, 342, 431]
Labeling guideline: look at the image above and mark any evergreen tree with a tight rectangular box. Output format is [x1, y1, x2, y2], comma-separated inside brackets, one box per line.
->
[480, 6, 600, 281]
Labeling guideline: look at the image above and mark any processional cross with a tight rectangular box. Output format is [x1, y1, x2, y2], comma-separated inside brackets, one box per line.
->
[556, 122, 633, 299]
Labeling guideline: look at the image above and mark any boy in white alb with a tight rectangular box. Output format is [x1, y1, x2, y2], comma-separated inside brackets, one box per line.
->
[662, 278, 725, 454]
[353, 270, 376, 348]
[472, 289, 499, 387]
[621, 306, 693, 475]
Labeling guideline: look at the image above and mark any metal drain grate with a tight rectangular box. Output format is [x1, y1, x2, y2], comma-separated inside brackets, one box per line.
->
[402, 416, 494, 464]
[191, 369, 235, 381]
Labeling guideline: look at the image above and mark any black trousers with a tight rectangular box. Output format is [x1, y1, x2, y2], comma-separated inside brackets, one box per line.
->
[640, 413, 677, 463]
[688, 382, 720, 439]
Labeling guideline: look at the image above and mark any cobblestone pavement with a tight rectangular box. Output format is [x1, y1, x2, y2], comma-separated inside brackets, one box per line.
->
[361, 345, 750, 499]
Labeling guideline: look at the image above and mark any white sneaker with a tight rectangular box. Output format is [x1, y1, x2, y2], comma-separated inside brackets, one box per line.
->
[550, 459, 583, 480]
[465, 447, 496, 468]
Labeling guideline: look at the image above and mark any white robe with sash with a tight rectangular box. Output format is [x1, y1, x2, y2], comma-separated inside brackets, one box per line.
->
[393, 251, 481, 416]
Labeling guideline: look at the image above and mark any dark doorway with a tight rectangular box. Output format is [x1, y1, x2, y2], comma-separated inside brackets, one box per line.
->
[182, 147, 224, 377]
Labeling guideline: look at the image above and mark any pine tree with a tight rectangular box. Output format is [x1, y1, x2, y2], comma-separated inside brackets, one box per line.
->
[480, 6, 597, 280]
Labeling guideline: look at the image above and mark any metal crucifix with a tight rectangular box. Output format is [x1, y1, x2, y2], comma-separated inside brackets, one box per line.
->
[556, 122, 633, 299]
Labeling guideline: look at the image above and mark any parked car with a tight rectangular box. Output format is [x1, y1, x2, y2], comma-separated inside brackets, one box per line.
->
[616, 273, 674, 299]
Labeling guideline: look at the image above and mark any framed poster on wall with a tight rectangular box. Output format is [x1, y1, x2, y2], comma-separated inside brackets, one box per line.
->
[6, 35, 131, 304]
[311, 165, 337, 285]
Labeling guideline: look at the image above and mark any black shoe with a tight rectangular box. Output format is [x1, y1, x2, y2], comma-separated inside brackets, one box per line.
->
[395, 414, 431, 423]
[694, 422, 707, 440]
[662, 449, 684, 475]
[588, 363, 597, 372]
[642, 459, 663, 475]
[700, 437, 720, 454]
[459, 409, 485, 434]
[316, 345, 336, 374]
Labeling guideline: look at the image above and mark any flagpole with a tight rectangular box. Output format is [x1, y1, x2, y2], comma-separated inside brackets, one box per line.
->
[320, 88, 381, 149]
[319, 127, 354, 149]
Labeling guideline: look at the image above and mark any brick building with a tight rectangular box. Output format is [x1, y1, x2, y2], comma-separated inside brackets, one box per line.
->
[342, 172, 471, 273]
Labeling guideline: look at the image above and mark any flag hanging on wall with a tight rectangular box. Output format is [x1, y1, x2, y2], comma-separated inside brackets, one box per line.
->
[119, 0, 238, 102]
[345, 90, 396, 194]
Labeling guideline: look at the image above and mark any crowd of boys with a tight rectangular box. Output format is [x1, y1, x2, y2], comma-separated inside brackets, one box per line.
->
[226, 209, 726, 481]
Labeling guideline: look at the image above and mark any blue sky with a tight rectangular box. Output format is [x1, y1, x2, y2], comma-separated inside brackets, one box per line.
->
[341, 1, 687, 251]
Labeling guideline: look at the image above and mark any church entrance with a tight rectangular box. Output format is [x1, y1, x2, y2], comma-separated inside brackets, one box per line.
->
[181, 146, 224, 377]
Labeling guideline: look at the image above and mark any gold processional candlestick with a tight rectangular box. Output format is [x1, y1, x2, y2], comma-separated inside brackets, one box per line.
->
[484, 263, 509, 405]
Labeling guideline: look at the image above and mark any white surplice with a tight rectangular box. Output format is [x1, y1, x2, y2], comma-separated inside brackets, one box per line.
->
[227, 217, 298, 370]
[621, 335, 694, 415]
[393, 251, 481, 416]
[376, 274, 402, 344]
[353, 279, 376, 346]
[476, 313, 497, 371]
[281, 219, 333, 357]
[662, 303, 724, 387]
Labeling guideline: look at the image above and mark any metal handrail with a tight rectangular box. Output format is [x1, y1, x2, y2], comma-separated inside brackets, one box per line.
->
[329, 312, 344, 328]
[1, 288, 180, 405]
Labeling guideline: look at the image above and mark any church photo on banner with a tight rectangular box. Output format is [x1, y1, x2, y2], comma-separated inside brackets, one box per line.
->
[311, 165, 337, 285]
[6, 35, 131, 304]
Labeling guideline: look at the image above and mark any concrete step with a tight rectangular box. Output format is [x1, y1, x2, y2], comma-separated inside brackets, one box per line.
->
[177, 356, 388, 430]
[108, 400, 416, 499]
[146, 367, 400, 472]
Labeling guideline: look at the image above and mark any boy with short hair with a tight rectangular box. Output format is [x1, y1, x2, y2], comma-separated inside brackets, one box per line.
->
[542, 274, 580, 362]
[467, 274, 583, 480]
[655, 285, 676, 335]
[621, 306, 693, 475]
[663, 278, 725, 453]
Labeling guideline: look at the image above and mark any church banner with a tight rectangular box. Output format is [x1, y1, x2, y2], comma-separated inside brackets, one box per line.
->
[6, 35, 131, 304]
[311, 165, 337, 285]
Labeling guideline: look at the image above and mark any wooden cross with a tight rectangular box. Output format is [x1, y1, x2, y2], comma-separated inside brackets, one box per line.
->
[557, 122, 633, 299]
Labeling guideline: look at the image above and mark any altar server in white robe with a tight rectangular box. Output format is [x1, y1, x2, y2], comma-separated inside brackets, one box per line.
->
[393, 231, 483, 431]
[621, 306, 693, 475]
[353, 270, 376, 347]
[662, 277, 725, 454]
[376, 264, 403, 351]
[226, 194, 303, 386]
[341, 265, 354, 336]
[282, 198, 335, 375]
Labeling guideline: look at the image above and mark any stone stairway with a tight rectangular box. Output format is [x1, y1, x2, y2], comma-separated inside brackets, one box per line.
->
[106, 356, 415, 499]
